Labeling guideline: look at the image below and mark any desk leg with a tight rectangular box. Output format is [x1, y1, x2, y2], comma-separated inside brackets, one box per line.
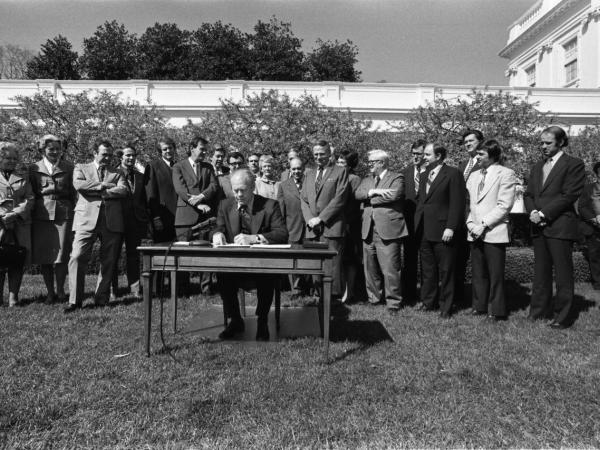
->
[323, 275, 332, 363]
[141, 259, 152, 357]
[171, 271, 177, 333]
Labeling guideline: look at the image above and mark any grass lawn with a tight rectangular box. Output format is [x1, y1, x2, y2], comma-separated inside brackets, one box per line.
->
[1, 274, 600, 448]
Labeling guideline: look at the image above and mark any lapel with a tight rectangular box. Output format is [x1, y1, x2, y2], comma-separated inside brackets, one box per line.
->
[250, 196, 265, 235]
[378, 170, 392, 188]
[426, 165, 447, 200]
[35, 160, 51, 176]
[316, 164, 334, 197]
[54, 160, 69, 176]
[541, 154, 567, 192]
[227, 200, 241, 237]
[286, 178, 301, 199]
[477, 166, 500, 202]
[182, 159, 196, 183]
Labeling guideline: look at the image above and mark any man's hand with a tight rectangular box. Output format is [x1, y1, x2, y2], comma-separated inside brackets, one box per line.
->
[100, 181, 116, 190]
[529, 210, 542, 224]
[308, 217, 322, 228]
[469, 224, 485, 240]
[212, 232, 226, 246]
[368, 188, 395, 199]
[152, 217, 164, 232]
[234, 233, 257, 245]
[195, 204, 211, 214]
[188, 194, 205, 206]
[442, 228, 454, 243]
[40, 186, 55, 195]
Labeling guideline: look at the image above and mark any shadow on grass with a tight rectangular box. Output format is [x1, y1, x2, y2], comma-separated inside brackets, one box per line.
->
[506, 280, 531, 313]
[567, 294, 596, 326]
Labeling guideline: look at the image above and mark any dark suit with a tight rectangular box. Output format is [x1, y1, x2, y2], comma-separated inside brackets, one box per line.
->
[145, 158, 177, 243]
[214, 195, 288, 320]
[415, 164, 466, 315]
[401, 164, 425, 301]
[578, 181, 600, 289]
[455, 157, 482, 304]
[524, 153, 585, 323]
[172, 159, 219, 240]
[112, 168, 149, 294]
[300, 164, 349, 298]
[356, 170, 407, 308]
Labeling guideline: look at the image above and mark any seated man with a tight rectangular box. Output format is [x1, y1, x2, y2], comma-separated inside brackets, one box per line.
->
[211, 168, 288, 341]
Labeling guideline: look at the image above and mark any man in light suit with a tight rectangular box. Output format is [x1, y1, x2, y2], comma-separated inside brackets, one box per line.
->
[577, 161, 600, 290]
[524, 126, 585, 328]
[401, 139, 427, 304]
[278, 157, 309, 296]
[110, 145, 149, 297]
[456, 129, 484, 306]
[65, 139, 128, 312]
[356, 149, 407, 312]
[144, 137, 178, 243]
[212, 169, 288, 341]
[415, 143, 466, 318]
[466, 140, 517, 320]
[172, 136, 219, 241]
[300, 140, 349, 300]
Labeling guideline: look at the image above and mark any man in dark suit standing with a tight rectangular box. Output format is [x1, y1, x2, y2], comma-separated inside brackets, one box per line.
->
[212, 169, 288, 341]
[415, 143, 466, 318]
[456, 129, 484, 307]
[111, 144, 149, 297]
[578, 162, 600, 290]
[144, 137, 178, 243]
[278, 157, 309, 297]
[524, 126, 585, 328]
[172, 136, 219, 240]
[356, 149, 407, 312]
[300, 140, 349, 301]
[401, 139, 427, 304]
[280, 149, 300, 181]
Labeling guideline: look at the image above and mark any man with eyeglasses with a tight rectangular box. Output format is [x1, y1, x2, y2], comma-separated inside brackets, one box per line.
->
[218, 151, 245, 200]
[356, 150, 406, 312]
[401, 139, 427, 304]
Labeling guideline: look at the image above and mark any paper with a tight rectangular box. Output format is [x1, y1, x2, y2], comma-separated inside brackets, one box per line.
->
[251, 244, 292, 249]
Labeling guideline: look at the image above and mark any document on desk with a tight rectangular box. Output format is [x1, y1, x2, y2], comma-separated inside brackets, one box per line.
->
[250, 244, 292, 249]
[212, 244, 251, 248]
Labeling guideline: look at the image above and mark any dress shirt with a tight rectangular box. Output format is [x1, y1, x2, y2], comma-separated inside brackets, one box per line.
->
[236, 195, 267, 243]
[43, 157, 56, 174]
[162, 157, 173, 168]
[368, 169, 387, 197]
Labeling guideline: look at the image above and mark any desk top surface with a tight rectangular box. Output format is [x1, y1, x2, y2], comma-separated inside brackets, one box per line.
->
[138, 243, 337, 257]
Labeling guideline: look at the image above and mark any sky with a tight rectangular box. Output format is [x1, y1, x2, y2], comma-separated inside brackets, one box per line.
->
[0, 0, 534, 85]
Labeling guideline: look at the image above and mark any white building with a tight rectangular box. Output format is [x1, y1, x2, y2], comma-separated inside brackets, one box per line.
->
[500, 0, 600, 88]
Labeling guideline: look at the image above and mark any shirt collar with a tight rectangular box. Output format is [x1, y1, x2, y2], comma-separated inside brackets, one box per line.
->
[377, 169, 388, 180]
[548, 151, 564, 164]
[162, 157, 172, 167]
[43, 157, 56, 174]
[188, 157, 198, 168]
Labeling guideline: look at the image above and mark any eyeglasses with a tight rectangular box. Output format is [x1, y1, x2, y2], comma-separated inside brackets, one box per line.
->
[367, 160, 384, 165]
[412, 152, 424, 156]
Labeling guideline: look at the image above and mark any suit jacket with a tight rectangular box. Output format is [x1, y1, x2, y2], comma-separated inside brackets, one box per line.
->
[280, 169, 291, 181]
[0, 171, 33, 224]
[120, 167, 149, 226]
[214, 194, 288, 244]
[172, 159, 219, 227]
[458, 157, 482, 181]
[577, 182, 600, 237]
[29, 159, 76, 222]
[144, 158, 177, 222]
[277, 177, 305, 243]
[300, 164, 349, 238]
[466, 164, 517, 243]
[218, 174, 233, 201]
[415, 164, 466, 242]
[524, 153, 585, 240]
[402, 164, 425, 235]
[356, 170, 407, 240]
[72, 162, 128, 232]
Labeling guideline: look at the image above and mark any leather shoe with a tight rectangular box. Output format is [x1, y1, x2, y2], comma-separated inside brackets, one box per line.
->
[44, 293, 57, 305]
[485, 315, 507, 322]
[439, 311, 451, 319]
[218, 318, 245, 339]
[256, 319, 270, 341]
[417, 303, 435, 312]
[63, 304, 81, 313]
[470, 309, 487, 316]
[548, 321, 566, 330]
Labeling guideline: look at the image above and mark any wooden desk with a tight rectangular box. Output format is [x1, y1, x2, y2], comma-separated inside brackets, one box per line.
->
[138, 245, 337, 361]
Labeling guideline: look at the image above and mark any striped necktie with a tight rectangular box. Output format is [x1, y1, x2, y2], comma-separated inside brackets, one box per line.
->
[478, 169, 487, 196]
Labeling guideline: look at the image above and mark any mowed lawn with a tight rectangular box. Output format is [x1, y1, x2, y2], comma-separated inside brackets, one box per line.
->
[1, 274, 600, 449]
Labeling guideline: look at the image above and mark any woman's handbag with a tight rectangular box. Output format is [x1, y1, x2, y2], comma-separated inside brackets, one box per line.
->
[0, 228, 26, 270]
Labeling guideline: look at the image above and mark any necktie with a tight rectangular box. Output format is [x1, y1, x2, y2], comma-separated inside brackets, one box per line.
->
[426, 170, 435, 194]
[194, 163, 200, 180]
[99, 166, 106, 182]
[238, 204, 251, 235]
[478, 169, 487, 196]
[464, 158, 475, 181]
[414, 167, 420, 195]
[542, 158, 552, 184]
[127, 169, 135, 190]
[296, 181, 302, 192]
[315, 168, 323, 190]
[374, 175, 380, 188]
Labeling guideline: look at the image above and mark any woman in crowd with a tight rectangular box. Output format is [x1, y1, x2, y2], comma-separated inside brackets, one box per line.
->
[336, 149, 365, 303]
[29, 135, 76, 304]
[254, 154, 280, 200]
[0, 141, 33, 306]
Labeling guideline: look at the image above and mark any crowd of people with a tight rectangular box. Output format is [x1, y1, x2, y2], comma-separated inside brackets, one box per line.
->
[0, 124, 598, 339]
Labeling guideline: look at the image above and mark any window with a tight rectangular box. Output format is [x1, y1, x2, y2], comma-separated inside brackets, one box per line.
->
[563, 38, 578, 85]
[525, 65, 536, 87]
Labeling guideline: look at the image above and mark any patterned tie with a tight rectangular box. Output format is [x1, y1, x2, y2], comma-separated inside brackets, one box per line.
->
[542, 158, 552, 184]
[99, 166, 106, 182]
[464, 158, 475, 181]
[238, 204, 252, 235]
[414, 167, 420, 195]
[374, 175, 380, 188]
[478, 169, 487, 196]
[315, 168, 323, 191]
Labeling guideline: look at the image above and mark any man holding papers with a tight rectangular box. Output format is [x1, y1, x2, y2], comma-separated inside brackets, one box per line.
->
[212, 169, 288, 341]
